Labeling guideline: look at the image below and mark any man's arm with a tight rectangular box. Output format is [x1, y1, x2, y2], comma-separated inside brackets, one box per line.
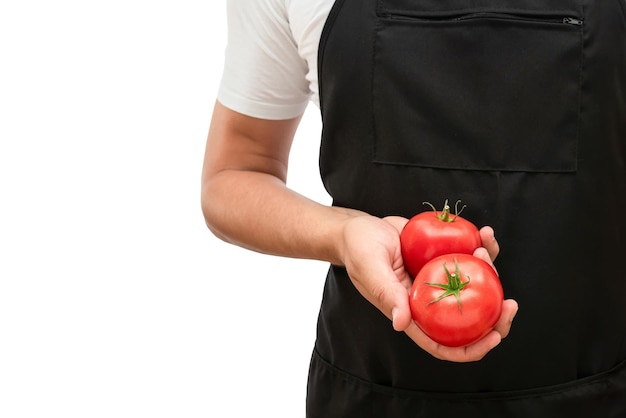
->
[201, 101, 518, 362]
[201, 101, 362, 264]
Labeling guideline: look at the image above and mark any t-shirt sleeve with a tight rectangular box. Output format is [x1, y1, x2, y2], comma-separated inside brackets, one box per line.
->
[217, 0, 311, 120]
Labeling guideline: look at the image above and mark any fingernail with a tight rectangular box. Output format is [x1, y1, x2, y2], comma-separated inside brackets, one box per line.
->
[391, 307, 398, 323]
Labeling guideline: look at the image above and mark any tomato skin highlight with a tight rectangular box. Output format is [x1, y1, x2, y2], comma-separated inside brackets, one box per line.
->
[409, 254, 504, 348]
[400, 206, 481, 278]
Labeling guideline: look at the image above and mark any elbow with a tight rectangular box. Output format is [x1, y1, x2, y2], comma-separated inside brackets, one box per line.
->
[201, 183, 236, 245]
[204, 219, 230, 244]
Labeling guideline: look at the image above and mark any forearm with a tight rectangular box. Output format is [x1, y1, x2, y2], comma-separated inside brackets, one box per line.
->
[202, 168, 365, 266]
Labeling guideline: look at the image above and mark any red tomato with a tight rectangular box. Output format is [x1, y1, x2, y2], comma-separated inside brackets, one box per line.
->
[409, 253, 503, 347]
[400, 200, 481, 277]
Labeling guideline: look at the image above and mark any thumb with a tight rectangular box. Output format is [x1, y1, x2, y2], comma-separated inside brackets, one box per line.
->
[350, 268, 413, 332]
[370, 264, 413, 332]
[390, 284, 413, 332]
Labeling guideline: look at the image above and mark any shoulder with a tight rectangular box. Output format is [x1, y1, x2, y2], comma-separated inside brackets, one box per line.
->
[218, 0, 335, 119]
[227, 0, 334, 38]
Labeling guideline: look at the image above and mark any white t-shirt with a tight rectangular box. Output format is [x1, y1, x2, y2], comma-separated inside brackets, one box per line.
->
[217, 0, 335, 120]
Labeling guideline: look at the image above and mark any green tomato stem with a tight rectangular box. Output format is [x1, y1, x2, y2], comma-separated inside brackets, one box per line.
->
[424, 258, 470, 312]
[422, 199, 467, 223]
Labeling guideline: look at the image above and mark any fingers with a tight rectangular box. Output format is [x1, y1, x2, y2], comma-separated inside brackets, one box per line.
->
[382, 216, 409, 234]
[479, 226, 500, 261]
[472, 246, 491, 263]
[475, 226, 500, 274]
[404, 299, 519, 363]
[493, 299, 519, 339]
[473, 247, 499, 276]
[404, 321, 502, 362]
[350, 268, 413, 332]
[390, 291, 413, 332]
[438, 331, 503, 362]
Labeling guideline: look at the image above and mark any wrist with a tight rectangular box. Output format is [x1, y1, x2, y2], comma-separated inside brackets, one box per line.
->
[323, 208, 369, 267]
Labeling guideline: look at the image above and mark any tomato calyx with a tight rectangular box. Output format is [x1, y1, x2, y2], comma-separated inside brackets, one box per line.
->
[424, 258, 470, 312]
[423, 199, 467, 223]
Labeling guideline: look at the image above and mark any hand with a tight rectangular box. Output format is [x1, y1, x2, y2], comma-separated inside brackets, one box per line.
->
[340, 215, 518, 362]
[339, 215, 414, 331]
[474, 225, 500, 271]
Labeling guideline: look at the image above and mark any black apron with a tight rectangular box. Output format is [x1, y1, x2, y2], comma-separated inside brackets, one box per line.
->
[307, 0, 626, 416]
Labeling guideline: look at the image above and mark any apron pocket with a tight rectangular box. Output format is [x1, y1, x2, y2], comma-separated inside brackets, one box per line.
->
[307, 348, 626, 418]
[372, 6, 583, 172]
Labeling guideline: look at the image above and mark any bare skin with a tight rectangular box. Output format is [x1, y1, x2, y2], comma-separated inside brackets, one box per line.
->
[202, 101, 518, 362]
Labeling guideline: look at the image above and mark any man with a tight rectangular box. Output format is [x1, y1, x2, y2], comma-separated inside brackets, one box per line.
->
[202, 0, 626, 416]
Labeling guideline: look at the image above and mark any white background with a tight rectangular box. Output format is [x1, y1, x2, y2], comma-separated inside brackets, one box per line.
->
[0, 1, 330, 417]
